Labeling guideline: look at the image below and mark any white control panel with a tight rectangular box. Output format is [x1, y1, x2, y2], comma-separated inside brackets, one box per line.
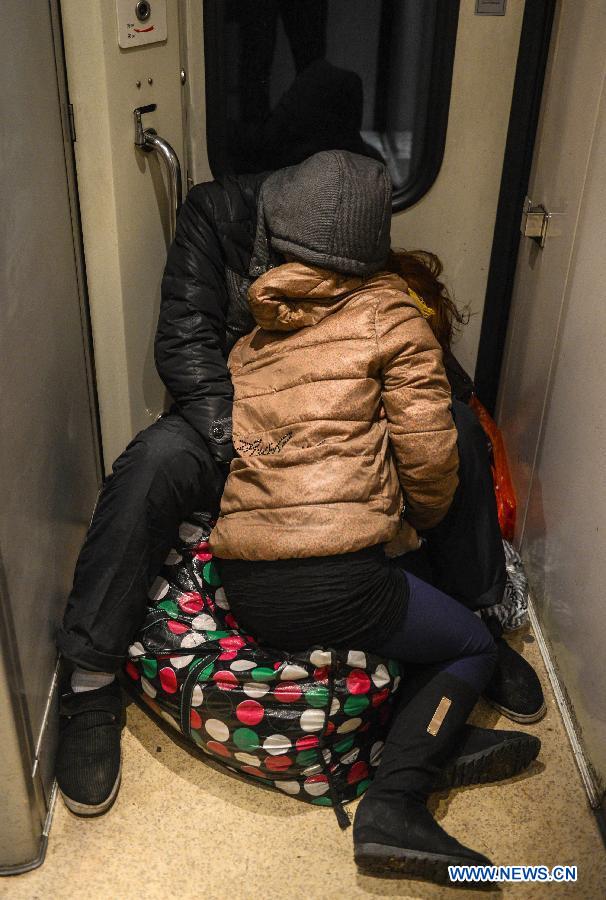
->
[116, 0, 167, 48]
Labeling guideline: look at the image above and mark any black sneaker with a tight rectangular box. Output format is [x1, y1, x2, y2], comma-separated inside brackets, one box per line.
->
[484, 637, 546, 723]
[56, 680, 124, 816]
[435, 724, 541, 791]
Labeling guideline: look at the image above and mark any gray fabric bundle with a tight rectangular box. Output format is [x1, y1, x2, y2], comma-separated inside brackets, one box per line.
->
[249, 150, 392, 278]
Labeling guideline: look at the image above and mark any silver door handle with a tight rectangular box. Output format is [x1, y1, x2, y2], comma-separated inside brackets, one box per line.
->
[134, 104, 182, 241]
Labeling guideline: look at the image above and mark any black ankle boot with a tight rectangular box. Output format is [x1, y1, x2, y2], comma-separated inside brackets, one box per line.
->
[482, 617, 546, 723]
[436, 724, 541, 790]
[56, 680, 124, 816]
[354, 671, 493, 884]
[354, 796, 491, 881]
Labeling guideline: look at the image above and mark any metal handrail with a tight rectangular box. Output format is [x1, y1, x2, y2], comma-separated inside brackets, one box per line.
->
[134, 104, 182, 241]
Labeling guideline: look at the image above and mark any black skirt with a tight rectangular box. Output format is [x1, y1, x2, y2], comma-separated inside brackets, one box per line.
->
[216, 544, 408, 652]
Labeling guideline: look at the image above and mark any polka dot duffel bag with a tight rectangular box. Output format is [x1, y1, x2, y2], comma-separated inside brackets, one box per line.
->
[124, 512, 402, 826]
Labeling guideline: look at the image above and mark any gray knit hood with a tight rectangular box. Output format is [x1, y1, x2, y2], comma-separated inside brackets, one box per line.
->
[249, 150, 392, 278]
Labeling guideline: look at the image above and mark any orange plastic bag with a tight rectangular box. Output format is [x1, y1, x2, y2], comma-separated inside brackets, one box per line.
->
[469, 396, 516, 541]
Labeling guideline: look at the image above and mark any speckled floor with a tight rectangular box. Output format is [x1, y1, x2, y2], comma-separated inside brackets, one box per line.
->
[3, 626, 605, 900]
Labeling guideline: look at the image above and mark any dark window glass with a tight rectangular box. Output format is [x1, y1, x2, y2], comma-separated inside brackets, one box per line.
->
[203, 0, 459, 210]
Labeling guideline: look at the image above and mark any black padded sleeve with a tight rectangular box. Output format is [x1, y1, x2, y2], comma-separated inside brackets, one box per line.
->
[155, 184, 235, 465]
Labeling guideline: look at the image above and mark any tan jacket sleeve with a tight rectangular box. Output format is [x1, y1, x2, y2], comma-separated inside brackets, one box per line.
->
[375, 293, 459, 531]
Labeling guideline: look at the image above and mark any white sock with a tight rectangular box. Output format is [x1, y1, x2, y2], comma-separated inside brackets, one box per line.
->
[71, 667, 115, 693]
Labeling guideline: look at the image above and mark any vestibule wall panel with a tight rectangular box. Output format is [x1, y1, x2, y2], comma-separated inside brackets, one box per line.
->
[62, 0, 185, 470]
[497, 1, 606, 798]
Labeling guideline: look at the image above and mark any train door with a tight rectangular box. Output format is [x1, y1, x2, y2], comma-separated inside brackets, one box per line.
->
[0, 0, 102, 873]
[497, 1, 606, 810]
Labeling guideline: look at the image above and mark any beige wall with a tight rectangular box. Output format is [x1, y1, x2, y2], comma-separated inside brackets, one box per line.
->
[497, 1, 606, 794]
[391, 0, 525, 375]
[62, 0, 184, 470]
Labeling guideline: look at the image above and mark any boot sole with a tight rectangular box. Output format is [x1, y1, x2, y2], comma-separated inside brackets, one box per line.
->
[60, 764, 122, 817]
[355, 843, 494, 886]
[485, 698, 547, 724]
[437, 733, 541, 790]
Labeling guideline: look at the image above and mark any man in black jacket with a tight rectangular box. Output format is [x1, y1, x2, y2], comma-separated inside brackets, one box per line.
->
[54, 172, 267, 816]
[55, 159, 543, 817]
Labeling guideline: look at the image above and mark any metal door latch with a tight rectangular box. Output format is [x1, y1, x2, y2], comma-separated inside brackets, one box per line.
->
[521, 196, 550, 248]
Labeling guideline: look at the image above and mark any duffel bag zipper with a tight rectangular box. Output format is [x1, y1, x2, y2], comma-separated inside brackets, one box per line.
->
[180, 651, 221, 737]
[314, 649, 351, 830]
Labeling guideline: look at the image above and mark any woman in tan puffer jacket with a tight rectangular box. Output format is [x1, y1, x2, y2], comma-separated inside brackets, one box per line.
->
[210, 261, 458, 561]
[209, 151, 526, 883]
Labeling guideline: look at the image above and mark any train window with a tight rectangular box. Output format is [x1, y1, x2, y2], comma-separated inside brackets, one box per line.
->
[203, 0, 459, 210]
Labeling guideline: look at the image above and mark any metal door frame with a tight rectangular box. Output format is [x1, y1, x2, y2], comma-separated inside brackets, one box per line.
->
[0, 554, 53, 875]
[474, 0, 556, 413]
[50, 0, 104, 479]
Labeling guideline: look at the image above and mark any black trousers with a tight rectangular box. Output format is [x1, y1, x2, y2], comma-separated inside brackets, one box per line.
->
[57, 400, 505, 673]
[56, 412, 222, 672]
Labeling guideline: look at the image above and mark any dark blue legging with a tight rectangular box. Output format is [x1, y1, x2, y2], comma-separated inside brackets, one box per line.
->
[365, 572, 498, 693]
